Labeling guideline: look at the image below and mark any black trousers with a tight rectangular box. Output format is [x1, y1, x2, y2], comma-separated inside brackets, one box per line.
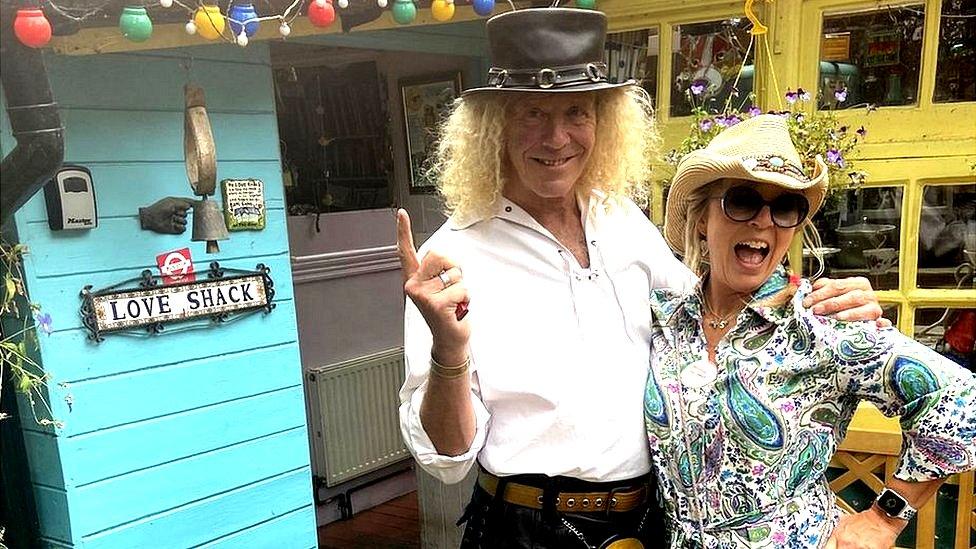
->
[458, 474, 666, 549]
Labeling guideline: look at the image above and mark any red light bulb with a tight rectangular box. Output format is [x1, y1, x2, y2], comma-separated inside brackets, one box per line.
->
[14, 8, 53, 48]
[308, 0, 335, 27]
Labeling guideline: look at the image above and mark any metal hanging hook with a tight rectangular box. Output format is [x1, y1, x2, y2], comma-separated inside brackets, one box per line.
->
[744, 0, 768, 35]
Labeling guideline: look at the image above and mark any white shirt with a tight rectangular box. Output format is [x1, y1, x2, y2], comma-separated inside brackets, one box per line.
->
[398, 192, 696, 484]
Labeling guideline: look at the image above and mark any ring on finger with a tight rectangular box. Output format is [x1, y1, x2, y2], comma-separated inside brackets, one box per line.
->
[437, 270, 451, 289]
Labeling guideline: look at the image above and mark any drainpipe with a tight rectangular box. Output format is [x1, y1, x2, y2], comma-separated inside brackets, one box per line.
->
[0, 5, 64, 227]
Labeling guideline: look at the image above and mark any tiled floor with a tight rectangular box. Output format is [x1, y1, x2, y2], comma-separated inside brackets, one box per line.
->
[318, 491, 421, 549]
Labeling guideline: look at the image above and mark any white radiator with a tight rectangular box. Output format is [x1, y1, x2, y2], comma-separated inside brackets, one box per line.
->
[307, 347, 410, 487]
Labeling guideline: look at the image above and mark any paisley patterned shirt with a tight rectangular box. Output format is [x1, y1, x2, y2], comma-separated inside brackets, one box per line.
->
[644, 268, 976, 548]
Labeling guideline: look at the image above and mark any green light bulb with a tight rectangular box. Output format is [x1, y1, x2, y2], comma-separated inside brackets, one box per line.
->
[391, 0, 416, 24]
[119, 5, 153, 42]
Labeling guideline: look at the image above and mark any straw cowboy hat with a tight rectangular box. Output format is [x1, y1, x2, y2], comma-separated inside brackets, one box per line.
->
[462, 8, 634, 96]
[664, 113, 828, 254]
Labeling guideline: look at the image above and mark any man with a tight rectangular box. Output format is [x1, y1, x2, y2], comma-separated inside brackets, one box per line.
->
[396, 8, 882, 547]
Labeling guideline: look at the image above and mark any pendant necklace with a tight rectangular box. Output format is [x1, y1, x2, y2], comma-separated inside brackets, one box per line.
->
[701, 295, 741, 330]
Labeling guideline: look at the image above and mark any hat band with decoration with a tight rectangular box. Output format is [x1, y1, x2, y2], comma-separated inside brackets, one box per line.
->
[487, 62, 609, 90]
[741, 154, 810, 182]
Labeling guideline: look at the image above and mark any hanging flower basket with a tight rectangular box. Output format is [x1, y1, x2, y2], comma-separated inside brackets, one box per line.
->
[663, 86, 872, 195]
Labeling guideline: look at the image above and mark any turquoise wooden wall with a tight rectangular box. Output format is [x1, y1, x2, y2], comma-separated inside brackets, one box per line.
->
[1, 43, 316, 548]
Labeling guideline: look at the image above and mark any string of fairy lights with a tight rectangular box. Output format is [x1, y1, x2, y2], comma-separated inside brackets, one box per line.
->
[10, 0, 598, 49]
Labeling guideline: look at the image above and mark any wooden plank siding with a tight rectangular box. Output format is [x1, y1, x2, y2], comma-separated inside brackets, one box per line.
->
[2, 43, 316, 547]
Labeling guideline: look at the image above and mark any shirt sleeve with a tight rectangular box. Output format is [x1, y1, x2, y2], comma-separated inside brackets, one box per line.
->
[621, 198, 697, 292]
[398, 297, 491, 484]
[820, 318, 976, 481]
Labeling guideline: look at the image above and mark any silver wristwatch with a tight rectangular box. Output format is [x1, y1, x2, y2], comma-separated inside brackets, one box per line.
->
[874, 488, 917, 521]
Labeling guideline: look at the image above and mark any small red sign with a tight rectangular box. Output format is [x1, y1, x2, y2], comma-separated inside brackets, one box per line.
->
[156, 248, 196, 284]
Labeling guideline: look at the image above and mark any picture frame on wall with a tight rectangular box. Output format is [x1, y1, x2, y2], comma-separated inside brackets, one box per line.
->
[400, 73, 462, 194]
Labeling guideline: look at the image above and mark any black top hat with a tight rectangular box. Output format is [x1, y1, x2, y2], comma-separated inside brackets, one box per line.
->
[462, 8, 634, 95]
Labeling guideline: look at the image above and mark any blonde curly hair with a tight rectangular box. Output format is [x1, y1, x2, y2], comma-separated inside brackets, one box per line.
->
[425, 86, 660, 224]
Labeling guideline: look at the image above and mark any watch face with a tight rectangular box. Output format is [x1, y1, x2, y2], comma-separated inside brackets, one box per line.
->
[878, 491, 907, 515]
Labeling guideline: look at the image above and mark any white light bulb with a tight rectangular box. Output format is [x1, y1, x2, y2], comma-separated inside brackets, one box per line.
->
[237, 32, 248, 46]
[279, 21, 291, 36]
[185, 20, 197, 34]
[338, 0, 348, 7]
[160, 0, 173, 7]
[377, 0, 387, 7]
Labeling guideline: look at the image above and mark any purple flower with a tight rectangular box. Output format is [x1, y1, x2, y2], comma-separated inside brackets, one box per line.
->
[752, 464, 766, 476]
[826, 149, 845, 167]
[785, 89, 798, 104]
[715, 115, 730, 128]
[726, 114, 742, 126]
[856, 125, 867, 137]
[798, 88, 811, 101]
[834, 87, 848, 102]
[35, 312, 53, 335]
[780, 401, 795, 412]
[690, 79, 707, 96]
[699, 118, 714, 131]
[773, 532, 786, 544]
[747, 106, 762, 117]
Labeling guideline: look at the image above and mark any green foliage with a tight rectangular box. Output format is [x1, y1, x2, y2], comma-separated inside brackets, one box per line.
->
[662, 87, 871, 194]
[0, 241, 65, 429]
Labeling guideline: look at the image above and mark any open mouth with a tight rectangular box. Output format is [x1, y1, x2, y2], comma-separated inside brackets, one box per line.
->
[734, 240, 770, 266]
[532, 155, 575, 167]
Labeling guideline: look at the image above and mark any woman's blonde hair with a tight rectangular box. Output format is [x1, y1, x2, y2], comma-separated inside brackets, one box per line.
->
[680, 179, 825, 306]
[426, 86, 660, 223]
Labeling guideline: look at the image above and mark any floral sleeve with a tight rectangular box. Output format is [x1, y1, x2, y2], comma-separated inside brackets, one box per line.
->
[812, 312, 976, 481]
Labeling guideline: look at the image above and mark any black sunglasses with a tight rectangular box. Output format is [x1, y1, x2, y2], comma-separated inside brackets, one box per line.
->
[713, 185, 810, 229]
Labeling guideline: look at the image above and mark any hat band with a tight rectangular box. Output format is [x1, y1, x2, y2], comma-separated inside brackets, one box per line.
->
[487, 62, 608, 90]
[742, 154, 810, 182]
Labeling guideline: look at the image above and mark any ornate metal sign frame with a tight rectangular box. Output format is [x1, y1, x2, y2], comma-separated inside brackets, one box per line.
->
[80, 262, 275, 342]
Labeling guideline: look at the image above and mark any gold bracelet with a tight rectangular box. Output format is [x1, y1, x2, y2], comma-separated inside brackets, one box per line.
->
[430, 356, 470, 380]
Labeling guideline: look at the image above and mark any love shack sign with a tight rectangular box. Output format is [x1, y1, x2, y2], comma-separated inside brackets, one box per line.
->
[80, 262, 275, 342]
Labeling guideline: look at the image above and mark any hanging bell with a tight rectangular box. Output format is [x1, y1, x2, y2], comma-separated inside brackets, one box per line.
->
[192, 196, 229, 253]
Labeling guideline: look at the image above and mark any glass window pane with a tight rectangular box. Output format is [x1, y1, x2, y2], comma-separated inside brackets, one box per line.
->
[914, 307, 976, 371]
[274, 60, 394, 214]
[820, 6, 925, 109]
[606, 28, 659, 106]
[670, 19, 753, 117]
[808, 187, 904, 290]
[917, 183, 976, 289]
[881, 303, 899, 326]
[935, 0, 976, 103]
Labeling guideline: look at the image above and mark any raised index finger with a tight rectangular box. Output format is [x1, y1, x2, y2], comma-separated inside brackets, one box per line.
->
[396, 209, 420, 283]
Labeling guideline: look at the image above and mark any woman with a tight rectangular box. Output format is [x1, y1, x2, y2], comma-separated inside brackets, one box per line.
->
[646, 113, 976, 548]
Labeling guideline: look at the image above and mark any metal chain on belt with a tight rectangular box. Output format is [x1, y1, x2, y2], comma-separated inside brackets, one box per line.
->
[560, 516, 595, 549]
